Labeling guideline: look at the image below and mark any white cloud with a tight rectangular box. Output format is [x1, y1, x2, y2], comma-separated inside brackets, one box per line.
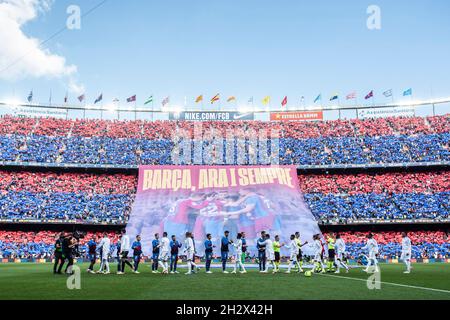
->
[0, 0, 81, 92]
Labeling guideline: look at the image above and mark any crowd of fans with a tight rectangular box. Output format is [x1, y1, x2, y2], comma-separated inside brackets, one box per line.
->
[301, 172, 449, 223]
[0, 230, 447, 260]
[0, 171, 447, 224]
[1, 115, 448, 138]
[0, 115, 448, 166]
[0, 171, 136, 224]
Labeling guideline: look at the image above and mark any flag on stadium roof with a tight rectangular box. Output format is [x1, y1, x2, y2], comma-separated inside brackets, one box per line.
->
[314, 94, 321, 103]
[27, 91, 33, 103]
[162, 96, 170, 107]
[227, 96, 236, 103]
[113, 98, 119, 103]
[211, 94, 220, 104]
[330, 93, 339, 101]
[403, 88, 412, 96]
[365, 90, 374, 100]
[78, 94, 85, 102]
[127, 95, 136, 103]
[383, 89, 393, 97]
[262, 96, 270, 105]
[346, 91, 356, 100]
[281, 96, 288, 107]
[144, 95, 153, 105]
[195, 95, 203, 103]
[64, 92, 68, 104]
[248, 97, 254, 104]
[94, 94, 103, 104]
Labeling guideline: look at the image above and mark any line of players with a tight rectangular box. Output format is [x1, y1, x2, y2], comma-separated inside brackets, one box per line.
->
[54, 229, 413, 275]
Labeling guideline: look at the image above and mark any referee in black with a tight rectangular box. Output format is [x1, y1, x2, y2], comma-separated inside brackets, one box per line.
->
[53, 232, 64, 274]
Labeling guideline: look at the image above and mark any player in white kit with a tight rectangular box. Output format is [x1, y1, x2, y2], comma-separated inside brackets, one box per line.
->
[363, 233, 379, 273]
[400, 232, 412, 274]
[184, 232, 198, 275]
[158, 232, 171, 274]
[259, 234, 277, 273]
[284, 234, 301, 273]
[231, 233, 246, 274]
[97, 233, 111, 274]
[312, 234, 325, 273]
[334, 234, 349, 273]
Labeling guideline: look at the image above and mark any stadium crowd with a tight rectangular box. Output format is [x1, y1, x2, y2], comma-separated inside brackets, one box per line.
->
[0, 230, 447, 260]
[0, 115, 448, 166]
[0, 171, 135, 224]
[0, 171, 448, 224]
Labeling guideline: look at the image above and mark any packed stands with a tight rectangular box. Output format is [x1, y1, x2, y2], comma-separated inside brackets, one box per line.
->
[0, 115, 448, 166]
[300, 172, 449, 224]
[0, 171, 447, 224]
[0, 171, 136, 224]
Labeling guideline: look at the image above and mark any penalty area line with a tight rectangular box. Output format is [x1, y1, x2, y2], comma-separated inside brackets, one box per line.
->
[317, 273, 450, 295]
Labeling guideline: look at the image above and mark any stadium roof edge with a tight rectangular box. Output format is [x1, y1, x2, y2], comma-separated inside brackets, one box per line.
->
[1, 97, 449, 113]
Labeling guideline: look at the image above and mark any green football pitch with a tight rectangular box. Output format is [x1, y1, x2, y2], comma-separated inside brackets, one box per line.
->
[0, 263, 449, 300]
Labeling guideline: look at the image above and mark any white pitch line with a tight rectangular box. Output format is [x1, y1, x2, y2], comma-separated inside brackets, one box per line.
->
[318, 273, 450, 295]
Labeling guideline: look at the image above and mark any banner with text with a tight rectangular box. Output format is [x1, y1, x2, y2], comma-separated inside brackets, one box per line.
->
[169, 111, 254, 121]
[127, 165, 321, 256]
[270, 111, 323, 121]
[357, 106, 415, 119]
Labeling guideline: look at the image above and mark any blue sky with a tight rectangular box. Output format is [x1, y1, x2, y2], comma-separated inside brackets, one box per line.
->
[1, 0, 450, 108]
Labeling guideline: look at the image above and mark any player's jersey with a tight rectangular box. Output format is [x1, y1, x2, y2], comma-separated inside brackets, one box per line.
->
[402, 237, 412, 253]
[152, 239, 160, 255]
[132, 241, 142, 256]
[327, 237, 335, 250]
[98, 237, 111, 258]
[273, 241, 281, 253]
[87, 240, 97, 254]
[263, 239, 274, 255]
[286, 240, 298, 255]
[185, 238, 195, 253]
[233, 239, 243, 254]
[314, 240, 322, 255]
[335, 238, 346, 255]
[295, 238, 302, 253]
[121, 235, 131, 251]
[160, 237, 170, 253]
[364, 239, 379, 254]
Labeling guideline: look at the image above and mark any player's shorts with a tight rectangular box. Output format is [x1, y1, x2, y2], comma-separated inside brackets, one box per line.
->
[234, 252, 242, 261]
[328, 249, 335, 260]
[186, 251, 195, 261]
[368, 251, 377, 260]
[297, 250, 302, 261]
[314, 253, 322, 262]
[87, 253, 96, 261]
[121, 251, 129, 259]
[400, 251, 411, 260]
[290, 253, 298, 261]
[274, 252, 280, 262]
[159, 251, 170, 261]
[266, 252, 275, 261]
[336, 252, 344, 260]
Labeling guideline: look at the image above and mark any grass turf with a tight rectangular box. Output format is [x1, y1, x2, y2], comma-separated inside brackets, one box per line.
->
[0, 263, 449, 300]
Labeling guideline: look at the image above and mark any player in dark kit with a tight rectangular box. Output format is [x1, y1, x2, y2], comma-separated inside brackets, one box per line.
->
[257, 231, 267, 271]
[170, 235, 182, 273]
[86, 236, 97, 274]
[61, 232, 76, 275]
[151, 233, 160, 273]
[53, 232, 64, 274]
[132, 235, 143, 273]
